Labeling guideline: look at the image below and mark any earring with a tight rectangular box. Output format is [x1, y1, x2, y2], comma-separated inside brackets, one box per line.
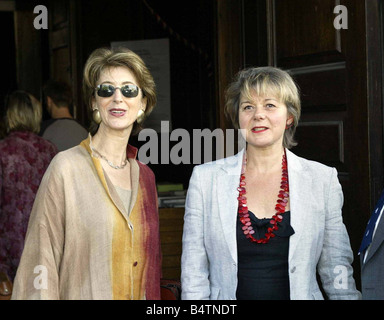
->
[92, 109, 102, 124]
[137, 109, 145, 124]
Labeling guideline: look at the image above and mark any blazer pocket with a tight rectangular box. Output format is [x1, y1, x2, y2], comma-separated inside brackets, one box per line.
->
[210, 286, 221, 300]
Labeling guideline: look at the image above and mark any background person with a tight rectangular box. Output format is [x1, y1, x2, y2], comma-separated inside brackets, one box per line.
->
[359, 189, 384, 299]
[12, 47, 160, 300]
[0, 91, 57, 282]
[181, 66, 361, 300]
[40, 79, 88, 151]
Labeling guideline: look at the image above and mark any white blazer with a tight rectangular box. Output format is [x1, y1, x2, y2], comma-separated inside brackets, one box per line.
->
[181, 149, 361, 300]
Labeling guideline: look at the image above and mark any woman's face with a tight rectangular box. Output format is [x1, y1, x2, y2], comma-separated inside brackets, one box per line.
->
[238, 89, 293, 151]
[93, 66, 146, 135]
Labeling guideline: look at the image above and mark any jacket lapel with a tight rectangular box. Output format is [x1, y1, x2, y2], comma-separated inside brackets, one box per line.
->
[363, 214, 384, 266]
[217, 149, 245, 263]
[80, 135, 139, 222]
[286, 149, 312, 262]
[216, 149, 312, 263]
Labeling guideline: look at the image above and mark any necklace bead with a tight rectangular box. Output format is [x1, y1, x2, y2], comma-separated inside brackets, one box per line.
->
[237, 151, 289, 244]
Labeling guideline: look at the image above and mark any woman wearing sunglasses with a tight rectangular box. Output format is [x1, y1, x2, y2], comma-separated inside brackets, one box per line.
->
[12, 47, 161, 300]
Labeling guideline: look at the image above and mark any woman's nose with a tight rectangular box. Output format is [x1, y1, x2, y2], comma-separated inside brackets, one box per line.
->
[113, 88, 123, 102]
[253, 107, 266, 120]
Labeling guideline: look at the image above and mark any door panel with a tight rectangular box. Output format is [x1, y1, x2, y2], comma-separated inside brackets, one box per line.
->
[48, 0, 83, 124]
[275, 0, 343, 67]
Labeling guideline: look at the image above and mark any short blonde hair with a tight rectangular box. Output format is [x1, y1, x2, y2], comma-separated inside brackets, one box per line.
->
[83, 47, 157, 135]
[6, 91, 42, 134]
[225, 66, 301, 149]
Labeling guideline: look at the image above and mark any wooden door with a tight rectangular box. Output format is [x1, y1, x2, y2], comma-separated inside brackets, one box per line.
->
[47, 0, 84, 125]
[272, 0, 383, 288]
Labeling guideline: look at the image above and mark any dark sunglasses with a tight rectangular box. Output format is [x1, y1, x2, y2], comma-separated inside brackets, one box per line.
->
[96, 84, 140, 98]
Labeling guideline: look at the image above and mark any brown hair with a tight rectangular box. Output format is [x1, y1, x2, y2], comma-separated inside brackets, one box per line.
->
[43, 79, 72, 107]
[83, 47, 157, 135]
[225, 66, 301, 149]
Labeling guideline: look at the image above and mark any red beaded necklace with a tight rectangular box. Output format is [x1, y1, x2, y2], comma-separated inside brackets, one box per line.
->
[237, 151, 289, 244]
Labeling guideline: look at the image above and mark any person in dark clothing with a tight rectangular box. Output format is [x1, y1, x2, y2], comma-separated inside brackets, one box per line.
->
[40, 79, 88, 151]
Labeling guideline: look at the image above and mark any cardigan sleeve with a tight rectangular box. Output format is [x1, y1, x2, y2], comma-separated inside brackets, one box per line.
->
[12, 158, 65, 300]
[181, 166, 211, 300]
[317, 167, 361, 300]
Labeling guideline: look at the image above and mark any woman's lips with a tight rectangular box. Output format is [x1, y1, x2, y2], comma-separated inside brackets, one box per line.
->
[251, 127, 268, 133]
[109, 109, 126, 117]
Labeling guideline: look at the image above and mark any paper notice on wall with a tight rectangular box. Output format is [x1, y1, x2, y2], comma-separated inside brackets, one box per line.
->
[111, 38, 171, 132]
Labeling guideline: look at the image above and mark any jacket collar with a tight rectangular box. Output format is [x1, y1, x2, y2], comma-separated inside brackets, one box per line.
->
[362, 214, 384, 267]
[80, 135, 139, 221]
[216, 150, 244, 263]
[285, 149, 311, 262]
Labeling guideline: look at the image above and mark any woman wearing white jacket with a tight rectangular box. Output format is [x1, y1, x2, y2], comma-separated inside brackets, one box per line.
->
[181, 67, 361, 300]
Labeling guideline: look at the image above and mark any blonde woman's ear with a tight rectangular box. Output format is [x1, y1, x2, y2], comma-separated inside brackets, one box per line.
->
[286, 117, 294, 129]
